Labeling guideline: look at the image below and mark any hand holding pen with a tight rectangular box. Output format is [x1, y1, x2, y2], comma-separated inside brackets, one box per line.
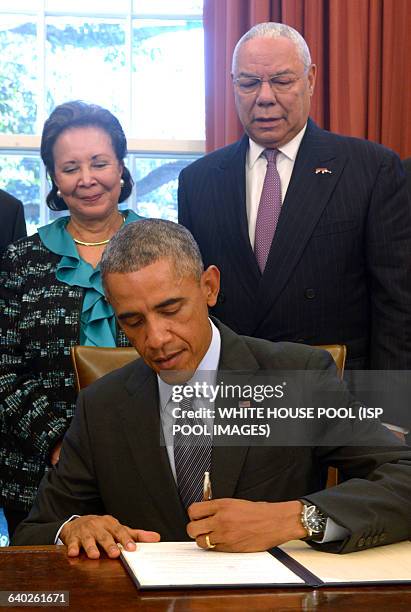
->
[202, 471, 216, 549]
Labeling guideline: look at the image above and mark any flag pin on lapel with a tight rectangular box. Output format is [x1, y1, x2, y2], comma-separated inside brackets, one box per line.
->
[315, 167, 332, 174]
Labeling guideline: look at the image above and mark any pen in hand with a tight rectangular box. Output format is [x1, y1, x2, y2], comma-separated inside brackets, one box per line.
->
[203, 472, 216, 550]
[203, 471, 212, 501]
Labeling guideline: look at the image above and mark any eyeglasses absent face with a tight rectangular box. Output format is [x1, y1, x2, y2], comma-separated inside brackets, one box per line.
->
[53, 126, 123, 222]
[105, 258, 220, 385]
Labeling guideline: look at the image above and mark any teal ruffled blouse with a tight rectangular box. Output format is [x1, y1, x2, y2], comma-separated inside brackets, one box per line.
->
[38, 210, 140, 347]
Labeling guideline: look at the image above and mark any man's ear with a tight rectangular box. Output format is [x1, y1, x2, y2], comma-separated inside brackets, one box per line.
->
[308, 64, 317, 96]
[201, 265, 220, 307]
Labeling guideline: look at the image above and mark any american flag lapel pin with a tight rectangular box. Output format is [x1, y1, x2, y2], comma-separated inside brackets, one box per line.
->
[315, 167, 332, 174]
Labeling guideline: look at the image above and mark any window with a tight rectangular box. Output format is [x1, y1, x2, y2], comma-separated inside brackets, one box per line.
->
[0, 0, 205, 234]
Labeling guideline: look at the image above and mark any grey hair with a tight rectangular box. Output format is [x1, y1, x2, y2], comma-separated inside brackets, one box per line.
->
[100, 219, 204, 284]
[232, 22, 312, 73]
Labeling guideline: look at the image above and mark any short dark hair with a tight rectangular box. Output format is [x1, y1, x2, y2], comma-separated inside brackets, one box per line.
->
[100, 219, 204, 286]
[40, 100, 133, 211]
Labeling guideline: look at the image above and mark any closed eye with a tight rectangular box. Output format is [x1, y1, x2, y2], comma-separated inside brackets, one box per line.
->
[121, 317, 143, 328]
[270, 78, 295, 88]
[272, 78, 293, 85]
[237, 78, 260, 90]
[160, 307, 180, 316]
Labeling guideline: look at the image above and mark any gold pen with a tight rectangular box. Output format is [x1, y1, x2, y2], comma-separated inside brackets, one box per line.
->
[203, 471, 212, 501]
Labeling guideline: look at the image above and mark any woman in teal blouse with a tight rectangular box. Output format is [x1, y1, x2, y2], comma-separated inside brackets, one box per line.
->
[0, 101, 141, 538]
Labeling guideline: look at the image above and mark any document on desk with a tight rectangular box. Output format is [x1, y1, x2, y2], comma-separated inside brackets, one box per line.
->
[121, 540, 411, 590]
[278, 540, 411, 585]
[120, 541, 305, 590]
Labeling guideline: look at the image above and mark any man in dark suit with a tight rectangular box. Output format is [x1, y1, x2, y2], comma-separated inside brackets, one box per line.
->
[13, 220, 411, 558]
[0, 189, 26, 253]
[178, 23, 411, 374]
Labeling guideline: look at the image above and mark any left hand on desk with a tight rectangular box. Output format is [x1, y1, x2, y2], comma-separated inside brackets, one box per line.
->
[60, 515, 161, 559]
[186, 498, 306, 552]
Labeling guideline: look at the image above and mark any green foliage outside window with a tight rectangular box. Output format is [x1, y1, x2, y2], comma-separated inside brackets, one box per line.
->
[0, 12, 204, 231]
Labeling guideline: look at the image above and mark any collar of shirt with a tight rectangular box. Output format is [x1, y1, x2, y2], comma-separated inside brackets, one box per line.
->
[157, 318, 221, 413]
[247, 123, 307, 169]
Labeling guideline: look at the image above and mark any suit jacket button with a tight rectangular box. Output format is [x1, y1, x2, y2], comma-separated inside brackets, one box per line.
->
[304, 288, 315, 299]
[357, 537, 365, 547]
[365, 536, 373, 547]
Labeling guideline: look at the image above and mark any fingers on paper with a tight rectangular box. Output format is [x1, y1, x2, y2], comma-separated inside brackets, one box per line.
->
[62, 515, 144, 559]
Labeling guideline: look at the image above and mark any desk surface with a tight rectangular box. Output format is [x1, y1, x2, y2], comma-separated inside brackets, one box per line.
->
[0, 546, 410, 611]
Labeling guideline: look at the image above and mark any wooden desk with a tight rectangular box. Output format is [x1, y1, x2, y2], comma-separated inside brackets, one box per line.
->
[1, 546, 410, 611]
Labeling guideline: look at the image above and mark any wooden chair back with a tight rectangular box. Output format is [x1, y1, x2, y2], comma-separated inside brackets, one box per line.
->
[71, 346, 138, 392]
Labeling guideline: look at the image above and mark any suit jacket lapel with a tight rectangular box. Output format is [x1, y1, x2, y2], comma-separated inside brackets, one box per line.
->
[216, 136, 261, 284]
[118, 362, 188, 536]
[210, 322, 259, 499]
[254, 120, 348, 328]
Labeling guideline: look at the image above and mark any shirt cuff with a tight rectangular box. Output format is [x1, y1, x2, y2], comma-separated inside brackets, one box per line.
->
[54, 515, 80, 544]
[382, 422, 409, 435]
[318, 517, 350, 543]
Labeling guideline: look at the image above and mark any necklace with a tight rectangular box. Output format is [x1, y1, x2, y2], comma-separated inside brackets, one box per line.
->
[72, 214, 125, 247]
[72, 237, 111, 246]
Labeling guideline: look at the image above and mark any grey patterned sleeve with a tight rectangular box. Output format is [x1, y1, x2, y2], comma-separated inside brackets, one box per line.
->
[0, 244, 71, 459]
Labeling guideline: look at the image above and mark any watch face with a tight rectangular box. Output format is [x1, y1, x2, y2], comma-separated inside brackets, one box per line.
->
[305, 505, 327, 533]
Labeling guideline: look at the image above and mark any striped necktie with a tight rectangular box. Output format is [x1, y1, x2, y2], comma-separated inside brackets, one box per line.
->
[173, 395, 212, 509]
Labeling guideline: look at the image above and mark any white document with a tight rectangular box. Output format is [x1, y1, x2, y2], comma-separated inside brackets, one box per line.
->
[121, 541, 304, 589]
[280, 540, 411, 583]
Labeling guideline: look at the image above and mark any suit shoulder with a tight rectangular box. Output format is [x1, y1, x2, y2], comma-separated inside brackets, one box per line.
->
[80, 357, 147, 401]
[181, 139, 244, 176]
[317, 127, 399, 161]
[0, 189, 23, 208]
[241, 335, 330, 370]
